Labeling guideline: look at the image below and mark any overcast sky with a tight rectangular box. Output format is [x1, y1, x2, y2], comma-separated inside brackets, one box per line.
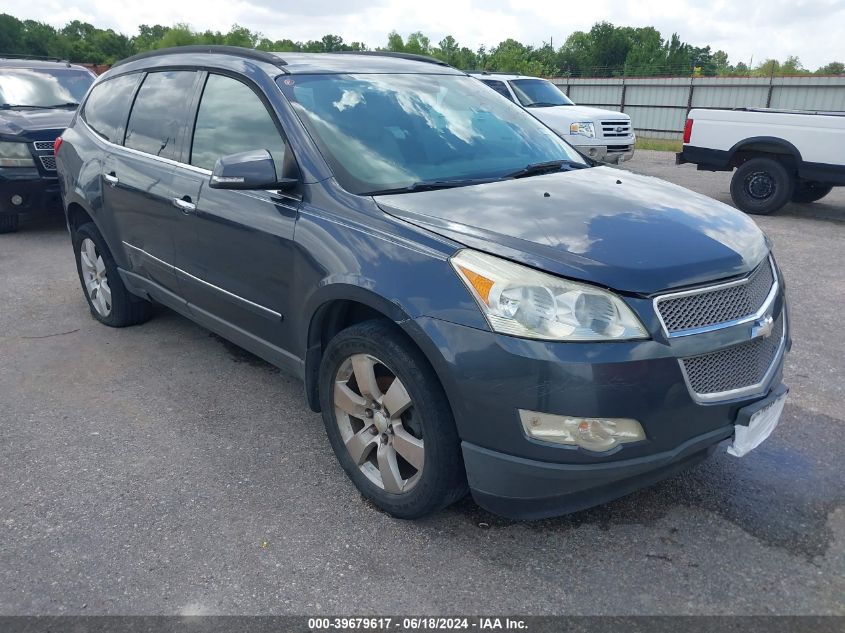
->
[5, 0, 844, 69]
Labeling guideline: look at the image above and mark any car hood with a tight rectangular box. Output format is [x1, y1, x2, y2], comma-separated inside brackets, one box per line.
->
[529, 104, 629, 127]
[0, 108, 75, 139]
[375, 167, 769, 295]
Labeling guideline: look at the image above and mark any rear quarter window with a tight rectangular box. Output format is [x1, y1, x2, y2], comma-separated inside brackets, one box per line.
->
[81, 73, 142, 144]
[124, 71, 198, 161]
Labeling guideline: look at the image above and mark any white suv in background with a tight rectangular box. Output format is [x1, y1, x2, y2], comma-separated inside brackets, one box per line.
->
[470, 72, 635, 163]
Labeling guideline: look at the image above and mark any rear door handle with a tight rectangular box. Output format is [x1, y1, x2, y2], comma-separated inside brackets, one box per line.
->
[103, 172, 118, 186]
[172, 197, 196, 213]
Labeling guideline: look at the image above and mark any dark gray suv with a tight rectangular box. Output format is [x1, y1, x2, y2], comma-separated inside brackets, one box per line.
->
[56, 46, 790, 519]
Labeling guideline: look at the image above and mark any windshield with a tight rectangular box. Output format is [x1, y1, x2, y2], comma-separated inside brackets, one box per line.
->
[0, 68, 94, 108]
[509, 79, 574, 108]
[277, 73, 586, 194]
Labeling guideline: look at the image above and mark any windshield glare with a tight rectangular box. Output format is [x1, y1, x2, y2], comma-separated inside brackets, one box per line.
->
[0, 68, 94, 108]
[510, 79, 574, 107]
[277, 73, 586, 194]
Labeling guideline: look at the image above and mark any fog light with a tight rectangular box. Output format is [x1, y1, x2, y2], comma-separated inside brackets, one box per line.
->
[11, 195, 23, 206]
[519, 409, 645, 451]
[588, 148, 598, 157]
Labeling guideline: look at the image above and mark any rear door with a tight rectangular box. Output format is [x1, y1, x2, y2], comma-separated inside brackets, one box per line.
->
[104, 70, 201, 297]
[171, 72, 300, 356]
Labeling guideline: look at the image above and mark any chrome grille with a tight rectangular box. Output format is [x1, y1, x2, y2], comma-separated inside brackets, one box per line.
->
[680, 311, 785, 400]
[33, 141, 55, 151]
[656, 258, 776, 335]
[39, 155, 57, 171]
[600, 120, 631, 138]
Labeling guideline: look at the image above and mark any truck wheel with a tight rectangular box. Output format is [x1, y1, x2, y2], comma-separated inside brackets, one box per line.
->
[72, 222, 152, 327]
[319, 320, 467, 519]
[791, 181, 833, 204]
[730, 157, 794, 215]
[0, 214, 19, 234]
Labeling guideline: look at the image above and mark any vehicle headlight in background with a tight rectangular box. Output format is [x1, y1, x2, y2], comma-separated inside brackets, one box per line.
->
[569, 122, 595, 138]
[0, 142, 36, 167]
[450, 249, 648, 341]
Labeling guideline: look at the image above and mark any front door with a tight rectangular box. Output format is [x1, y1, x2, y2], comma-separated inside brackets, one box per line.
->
[171, 73, 300, 358]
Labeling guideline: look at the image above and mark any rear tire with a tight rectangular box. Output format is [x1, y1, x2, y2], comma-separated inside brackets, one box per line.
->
[791, 181, 833, 204]
[0, 214, 19, 234]
[72, 222, 152, 327]
[730, 157, 794, 215]
[319, 320, 467, 519]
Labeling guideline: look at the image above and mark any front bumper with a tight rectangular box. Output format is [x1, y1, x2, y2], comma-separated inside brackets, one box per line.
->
[577, 143, 635, 164]
[0, 168, 62, 216]
[409, 313, 788, 519]
[464, 425, 730, 519]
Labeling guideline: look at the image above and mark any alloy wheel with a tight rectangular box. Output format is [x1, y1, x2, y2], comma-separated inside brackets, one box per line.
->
[79, 238, 112, 317]
[333, 353, 424, 493]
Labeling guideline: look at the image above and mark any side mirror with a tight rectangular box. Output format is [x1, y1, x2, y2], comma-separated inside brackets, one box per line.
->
[209, 149, 297, 190]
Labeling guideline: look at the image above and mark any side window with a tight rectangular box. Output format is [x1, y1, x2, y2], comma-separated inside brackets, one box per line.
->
[125, 71, 197, 161]
[481, 80, 514, 102]
[82, 73, 142, 143]
[190, 74, 288, 175]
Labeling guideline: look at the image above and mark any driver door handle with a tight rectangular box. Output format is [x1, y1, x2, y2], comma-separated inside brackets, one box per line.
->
[172, 196, 196, 213]
[103, 172, 118, 186]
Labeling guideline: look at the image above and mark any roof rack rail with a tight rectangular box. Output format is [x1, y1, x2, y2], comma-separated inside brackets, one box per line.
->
[112, 45, 287, 69]
[0, 53, 71, 64]
[338, 51, 452, 68]
[473, 70, 523, 76]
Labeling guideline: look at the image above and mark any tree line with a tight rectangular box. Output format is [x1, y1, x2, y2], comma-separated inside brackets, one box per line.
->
[1, 13, 842, 77]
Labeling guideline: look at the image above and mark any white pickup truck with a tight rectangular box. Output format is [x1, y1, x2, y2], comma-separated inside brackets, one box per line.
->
[676, 108, 845, 215]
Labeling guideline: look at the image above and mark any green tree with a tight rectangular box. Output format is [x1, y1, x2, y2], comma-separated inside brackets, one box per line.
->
[133, 24, 170, 52]
[0, 14, 24, 54]
[404, 32, 431, 55]
[780, 55, 808, 75]
[712, 50, 731, 75]
[154, 24, 198, 50]
[816, 61, 844, 75]
[385, 31, 405, 52]
[663, 33, 692, 75]
[623, 27, 665, 76]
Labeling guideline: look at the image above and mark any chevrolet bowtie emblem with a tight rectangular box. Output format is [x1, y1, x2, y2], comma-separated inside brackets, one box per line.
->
[751, 314, 775, 339]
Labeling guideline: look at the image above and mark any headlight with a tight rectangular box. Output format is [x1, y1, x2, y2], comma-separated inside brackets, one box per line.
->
[0, 142, 35, 167]
[450, 249, 648, 341]
[569, 122, 595, 138]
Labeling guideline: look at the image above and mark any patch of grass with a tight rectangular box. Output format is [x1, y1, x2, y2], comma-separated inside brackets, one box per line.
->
[635, 137, 683, 153]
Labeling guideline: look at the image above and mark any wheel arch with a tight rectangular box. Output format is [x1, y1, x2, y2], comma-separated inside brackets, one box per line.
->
[302, 286, 444, 414]
[65, 201, 96, 234]
[727, 136, 803, 169]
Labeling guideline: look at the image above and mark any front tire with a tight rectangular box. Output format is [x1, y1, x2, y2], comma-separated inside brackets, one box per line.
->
[791, 181, 833, 204]
[730, 157, 794, 215]
[319, 320, 466, 519]
[72, 222, 152, 327]
[0, 214, 19, 234]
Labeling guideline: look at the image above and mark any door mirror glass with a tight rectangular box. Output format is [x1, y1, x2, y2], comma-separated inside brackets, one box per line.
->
[209, 149, 296, 190]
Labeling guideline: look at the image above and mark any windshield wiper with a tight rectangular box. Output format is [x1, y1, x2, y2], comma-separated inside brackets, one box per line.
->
[364, 178, 497, 196]
[503, 159, 588, 179]
[525, 102, 564, 108]
[0, 102, 78, 110]
[0, 104, 44, 109]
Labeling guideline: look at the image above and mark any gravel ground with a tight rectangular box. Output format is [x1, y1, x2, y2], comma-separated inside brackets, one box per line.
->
[0, 150, 843, 615]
